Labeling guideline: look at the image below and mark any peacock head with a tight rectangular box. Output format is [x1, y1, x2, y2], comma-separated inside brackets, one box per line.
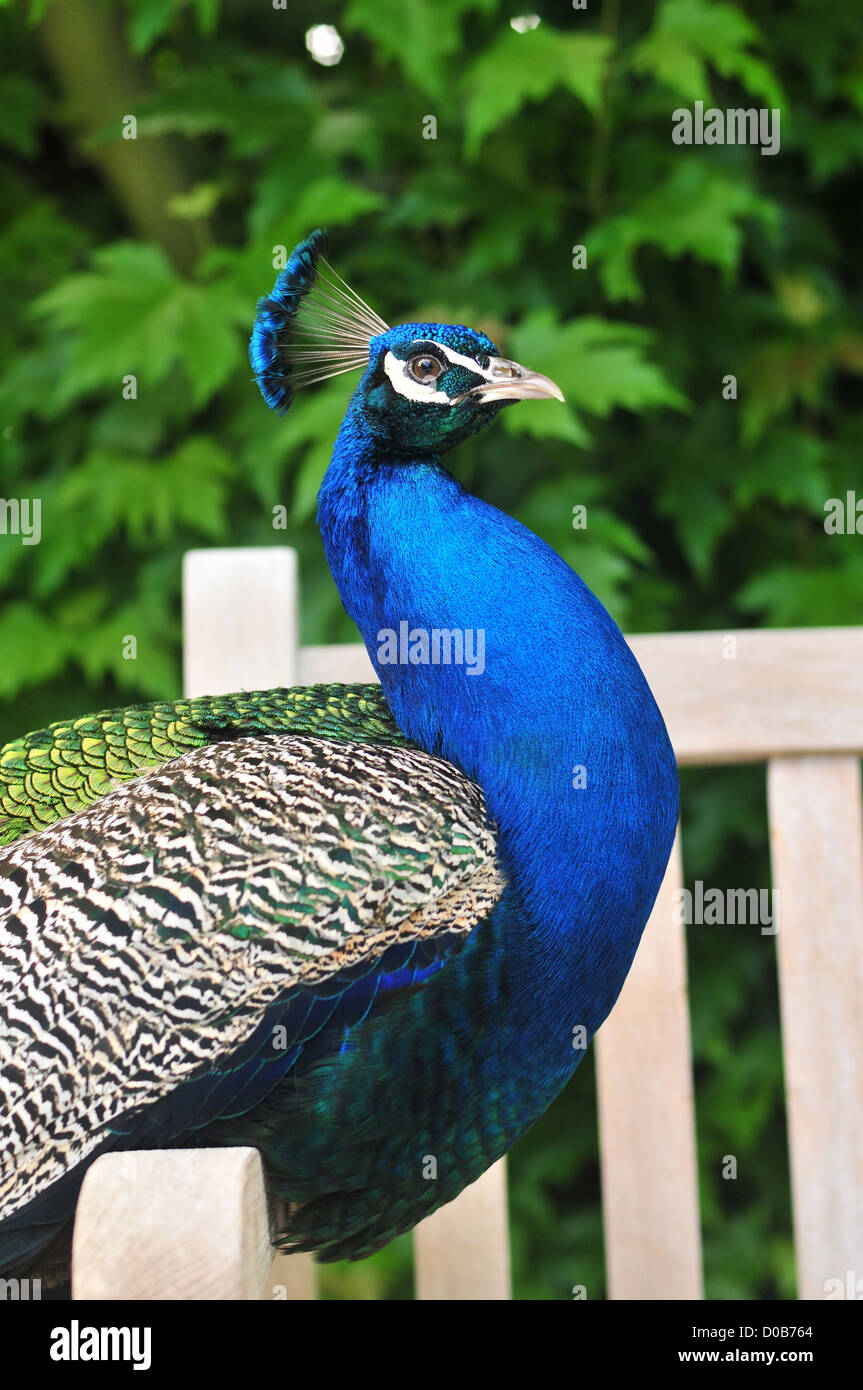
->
[250, 229, 564, 457]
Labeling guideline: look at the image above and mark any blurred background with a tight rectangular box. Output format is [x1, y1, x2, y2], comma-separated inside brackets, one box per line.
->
[1, 0, 861, 1298]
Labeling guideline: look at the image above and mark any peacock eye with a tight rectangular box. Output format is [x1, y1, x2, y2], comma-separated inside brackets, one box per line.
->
[407, 354, 444, 384]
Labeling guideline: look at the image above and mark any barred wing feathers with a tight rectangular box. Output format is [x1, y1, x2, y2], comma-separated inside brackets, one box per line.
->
[0, 683, 407, 846]
[0, 733, 504, 1226]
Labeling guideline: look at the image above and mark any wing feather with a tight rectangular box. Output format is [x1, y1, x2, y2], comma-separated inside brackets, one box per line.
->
[0, 683, 407, 844]
[0, 733, 503, 1224]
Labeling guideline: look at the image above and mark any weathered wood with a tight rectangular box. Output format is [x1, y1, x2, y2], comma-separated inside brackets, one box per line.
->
[72, 1149, 272, 1300]
[269, 1251, 318, 1301]
[767, 755, 863, 1300]
[414, 1159, 510, 1300]
[632, 628, 863, 764]
[596, 833, 703, 1299]
[299, 641, 376, 686]
[183, 545, 315, 1298]
[183, 547, 298, 698]
[300, 628, 863, 763]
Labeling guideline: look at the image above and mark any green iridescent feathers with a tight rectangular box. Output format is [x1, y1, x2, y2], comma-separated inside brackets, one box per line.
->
[0, 683, 409, 846]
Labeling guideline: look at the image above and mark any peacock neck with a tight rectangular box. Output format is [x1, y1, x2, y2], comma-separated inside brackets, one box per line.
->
[317, 403, 678, 1033]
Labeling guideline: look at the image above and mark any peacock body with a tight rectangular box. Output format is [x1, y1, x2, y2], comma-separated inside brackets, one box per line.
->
[0, 231, 678, 1281]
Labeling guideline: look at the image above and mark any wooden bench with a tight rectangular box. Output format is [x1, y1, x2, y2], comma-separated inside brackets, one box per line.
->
[71, 548, 863, 1299]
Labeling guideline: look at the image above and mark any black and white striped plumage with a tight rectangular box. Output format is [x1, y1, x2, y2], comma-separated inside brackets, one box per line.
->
[0, 733, 503, 1244]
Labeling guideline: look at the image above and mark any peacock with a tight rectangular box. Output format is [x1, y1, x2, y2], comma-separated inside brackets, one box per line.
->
[0, 230, 678, 1285]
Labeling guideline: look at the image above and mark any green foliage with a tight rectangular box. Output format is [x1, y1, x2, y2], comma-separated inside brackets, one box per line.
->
[628, 0, 785, 108]
[463, 28, 611, 156]
[32, 242, 244, 409]
[591, 160, 779, 300]
[1, 0, 861, 1299]
[344, 0, 496, 100]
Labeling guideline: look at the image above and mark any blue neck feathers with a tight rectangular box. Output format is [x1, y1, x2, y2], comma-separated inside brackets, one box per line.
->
[318, 395, 678, 1034]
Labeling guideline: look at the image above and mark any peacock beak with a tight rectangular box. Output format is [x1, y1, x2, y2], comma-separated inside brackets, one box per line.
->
[463, 356, 565, 404]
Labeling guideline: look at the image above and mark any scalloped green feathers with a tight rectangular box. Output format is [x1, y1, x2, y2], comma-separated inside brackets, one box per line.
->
[0, 684, 409, 846]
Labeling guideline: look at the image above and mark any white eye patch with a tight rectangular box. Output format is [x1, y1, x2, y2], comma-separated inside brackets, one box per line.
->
[383, 345, 494, 405]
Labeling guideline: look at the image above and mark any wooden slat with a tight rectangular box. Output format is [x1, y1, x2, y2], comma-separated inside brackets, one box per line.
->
[414, 1160, 510, 1300]
[72, 1150, 272, 1300]
[767, 756, 863, 1300]
[183, 547, 298, 697]
[300, 628, 863, 763]
[595, 833, 703, 1299]
[183, 546, 315, 1298]
[269, 1250, 317, 1301]
[632, 629, 863, 764]
[300, 641, 376, 686]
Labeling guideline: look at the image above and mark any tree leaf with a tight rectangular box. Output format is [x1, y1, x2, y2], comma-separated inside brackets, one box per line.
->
[738, 556, 863, 626]
[127, 0, 176, 55]
[591, 160, 779, 301]
[510, 310, 688, 418]
[463, 28, 611, 158]
[628, 0, 785, 108]
[0, 74, 43, 155]
[0, 602, 68, 698]
[344, 0, 494, 98]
